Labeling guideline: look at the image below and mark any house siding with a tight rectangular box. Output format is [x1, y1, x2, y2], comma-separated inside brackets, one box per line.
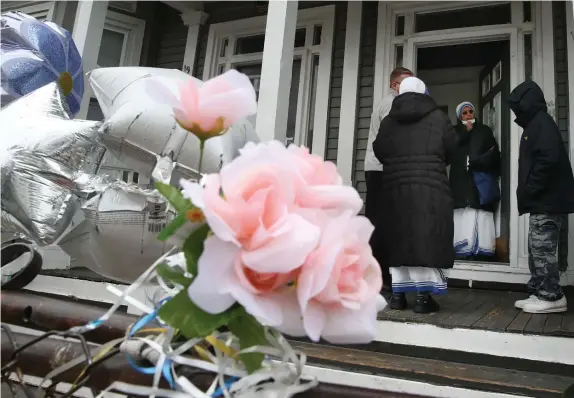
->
[152, 2, 188, 70]
[552, 1, 570, 269]
[352, 1, 378, 209]
[191, 1, 345, 164]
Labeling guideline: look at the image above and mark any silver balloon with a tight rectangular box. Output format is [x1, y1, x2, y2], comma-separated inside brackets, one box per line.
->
[58, 181, 180, 283]
[89, 67, 260, 185]
[0, 82, 103, 245]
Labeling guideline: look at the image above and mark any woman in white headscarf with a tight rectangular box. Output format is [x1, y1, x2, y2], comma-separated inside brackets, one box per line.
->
[371, 77, 458, 314]
[449, 102, 500, 261]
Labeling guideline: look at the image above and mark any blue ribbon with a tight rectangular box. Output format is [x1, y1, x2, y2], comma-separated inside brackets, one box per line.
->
[211, 377, 239, 397]
[125, 297, 175, 388]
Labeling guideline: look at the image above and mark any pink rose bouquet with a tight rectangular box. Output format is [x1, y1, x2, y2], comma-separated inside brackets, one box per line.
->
[153, 70, 385, 375]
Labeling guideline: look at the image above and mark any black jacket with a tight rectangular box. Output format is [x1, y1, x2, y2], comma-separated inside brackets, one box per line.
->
[449, 121, 501, 211]
[371, 93, 457, 269]
[508, 81, 574, 215]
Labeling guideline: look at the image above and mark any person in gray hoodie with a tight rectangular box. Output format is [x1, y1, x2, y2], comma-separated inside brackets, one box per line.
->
[364, 67, 413, 293]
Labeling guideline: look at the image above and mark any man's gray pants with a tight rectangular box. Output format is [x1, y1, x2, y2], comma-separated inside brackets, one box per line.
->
[527, 214, 566, 301]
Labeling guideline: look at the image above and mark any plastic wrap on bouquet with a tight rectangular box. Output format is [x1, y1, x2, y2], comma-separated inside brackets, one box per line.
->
[89, 67, 260, 185]
[1, 11, 84, 115]
[0, 82, 102, 246]
[58, 181, 178, 283]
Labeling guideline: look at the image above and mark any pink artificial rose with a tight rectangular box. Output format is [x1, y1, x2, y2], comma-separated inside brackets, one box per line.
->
[147, 70, 257, 140]
[295, 210, 384, 344]
[181, 141, 375, 334]
[181, 142, 323, 327]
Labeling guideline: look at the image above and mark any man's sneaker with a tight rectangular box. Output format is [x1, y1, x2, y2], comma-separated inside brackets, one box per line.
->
[514, 295, 536, 309]
[522, 296, 568, 314]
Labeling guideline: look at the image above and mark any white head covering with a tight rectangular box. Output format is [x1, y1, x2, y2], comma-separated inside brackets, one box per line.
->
[456, 101, 475, 120]
[399, 76, 427, 95]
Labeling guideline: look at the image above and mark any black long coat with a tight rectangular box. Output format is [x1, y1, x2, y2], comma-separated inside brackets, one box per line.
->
[449, 121, 501, 211]
[371, 93, 458, 269]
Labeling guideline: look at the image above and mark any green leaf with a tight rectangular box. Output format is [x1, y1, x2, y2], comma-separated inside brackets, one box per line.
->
[183, 224, 210, 275]
[155, 182, 192, 213]
[156, 263, 192, 287]
[228, 311, 267, 374]
[158, 290, 242, 338]
[157, 213, 188, 241]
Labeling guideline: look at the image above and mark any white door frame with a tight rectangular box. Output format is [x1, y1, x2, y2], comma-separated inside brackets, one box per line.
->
[402, 28, 522, 272]
[201, 5, 335, 157]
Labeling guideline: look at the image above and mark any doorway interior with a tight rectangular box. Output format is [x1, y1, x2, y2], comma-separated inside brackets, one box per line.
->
[415, 39, 511, 264]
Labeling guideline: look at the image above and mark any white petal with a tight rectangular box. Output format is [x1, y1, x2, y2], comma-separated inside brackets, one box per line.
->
[186, 236, 238, 314]
[179, 178, 205, 208]
[320, 302, 378, 344]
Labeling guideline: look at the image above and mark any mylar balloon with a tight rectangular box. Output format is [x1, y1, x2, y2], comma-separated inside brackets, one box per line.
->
[0, 82, 102, 245]
[1, 12, 84, 116]
[58, 181, 177, 283]
[89, 67, 260, 184]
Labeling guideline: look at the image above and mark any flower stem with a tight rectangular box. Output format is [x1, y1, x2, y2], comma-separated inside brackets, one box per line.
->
[198, 139, 205, 174]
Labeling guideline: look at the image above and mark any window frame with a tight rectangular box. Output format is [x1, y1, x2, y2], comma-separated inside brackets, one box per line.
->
[202, 5, 335, 155]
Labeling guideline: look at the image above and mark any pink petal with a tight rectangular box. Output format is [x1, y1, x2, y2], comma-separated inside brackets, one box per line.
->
[271, 291, 307, 338]
[201, 174, 240, 244]
[227, 283, 284, 327]
[297, 245, 341, 310]
[187, 235, 238, 314]
[179, 80, 200, 121]
[241, 213, 320, 274]
[298, 186, 363, 215]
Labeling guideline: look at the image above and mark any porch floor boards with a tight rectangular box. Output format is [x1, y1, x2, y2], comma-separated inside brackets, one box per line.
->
[378, 287, 574, 337]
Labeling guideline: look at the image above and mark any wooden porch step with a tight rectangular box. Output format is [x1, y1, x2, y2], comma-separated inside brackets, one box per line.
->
[292, 341, 574, 398]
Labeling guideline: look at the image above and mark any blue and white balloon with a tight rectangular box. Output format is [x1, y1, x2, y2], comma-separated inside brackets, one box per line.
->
[1, 12, 84, 116]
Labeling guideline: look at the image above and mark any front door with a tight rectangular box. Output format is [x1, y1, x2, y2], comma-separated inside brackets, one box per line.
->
[477, 41, 511, 263]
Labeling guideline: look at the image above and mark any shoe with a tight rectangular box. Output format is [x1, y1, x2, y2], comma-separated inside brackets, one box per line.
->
[390, 292, 407, 310]
[514, 295, 536, 309]
[414, 293, 440, 314]
[522, 296, 567, 314]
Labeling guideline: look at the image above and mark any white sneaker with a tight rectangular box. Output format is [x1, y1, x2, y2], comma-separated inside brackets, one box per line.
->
[522, 296, 568, 314]
[514, 295, 536, 309]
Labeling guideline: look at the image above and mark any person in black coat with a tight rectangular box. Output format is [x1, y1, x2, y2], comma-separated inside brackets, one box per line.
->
[509, 80, 574, 314]
[449, 102, 500, 260]
[372, 77, 458, 314]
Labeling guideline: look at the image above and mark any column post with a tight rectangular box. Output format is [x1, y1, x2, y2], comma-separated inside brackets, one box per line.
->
[336, 2, 362, 185]
[254, 0, 298, 143]
[72, 0, 108, 120]
[181, 11, 209, 77]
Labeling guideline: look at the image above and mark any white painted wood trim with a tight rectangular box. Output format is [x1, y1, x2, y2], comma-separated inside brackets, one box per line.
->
[201, 5, 334, 159]
[73, 0, 109, 120]
[311, 7, 335, 161]
[336, 2, 362, 185]
[373, 2, 388, 107]
[0, 1, 55, 20]
[181, 11, 209, 76]
[301, 366, 529, 398]
[255, 0, 299, 144]
[374, 319, 574, 366]
[566, 1, 574, 270]
[540, 1, 557, 121]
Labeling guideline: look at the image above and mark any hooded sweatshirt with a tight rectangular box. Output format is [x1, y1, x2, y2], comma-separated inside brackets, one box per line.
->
[508, 80, 574, 215]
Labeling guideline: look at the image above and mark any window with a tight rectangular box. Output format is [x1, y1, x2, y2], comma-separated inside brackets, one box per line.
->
[395, 15, 405, 36]
[414, 3, 512, 33]
[1, 1, 55, 20]
[522, 2, 532, 22]
[524, 33, 533, 81]
[234, 28, 306, 55]
[394, 45, 404, 68]
[203, 6, 334, 154]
